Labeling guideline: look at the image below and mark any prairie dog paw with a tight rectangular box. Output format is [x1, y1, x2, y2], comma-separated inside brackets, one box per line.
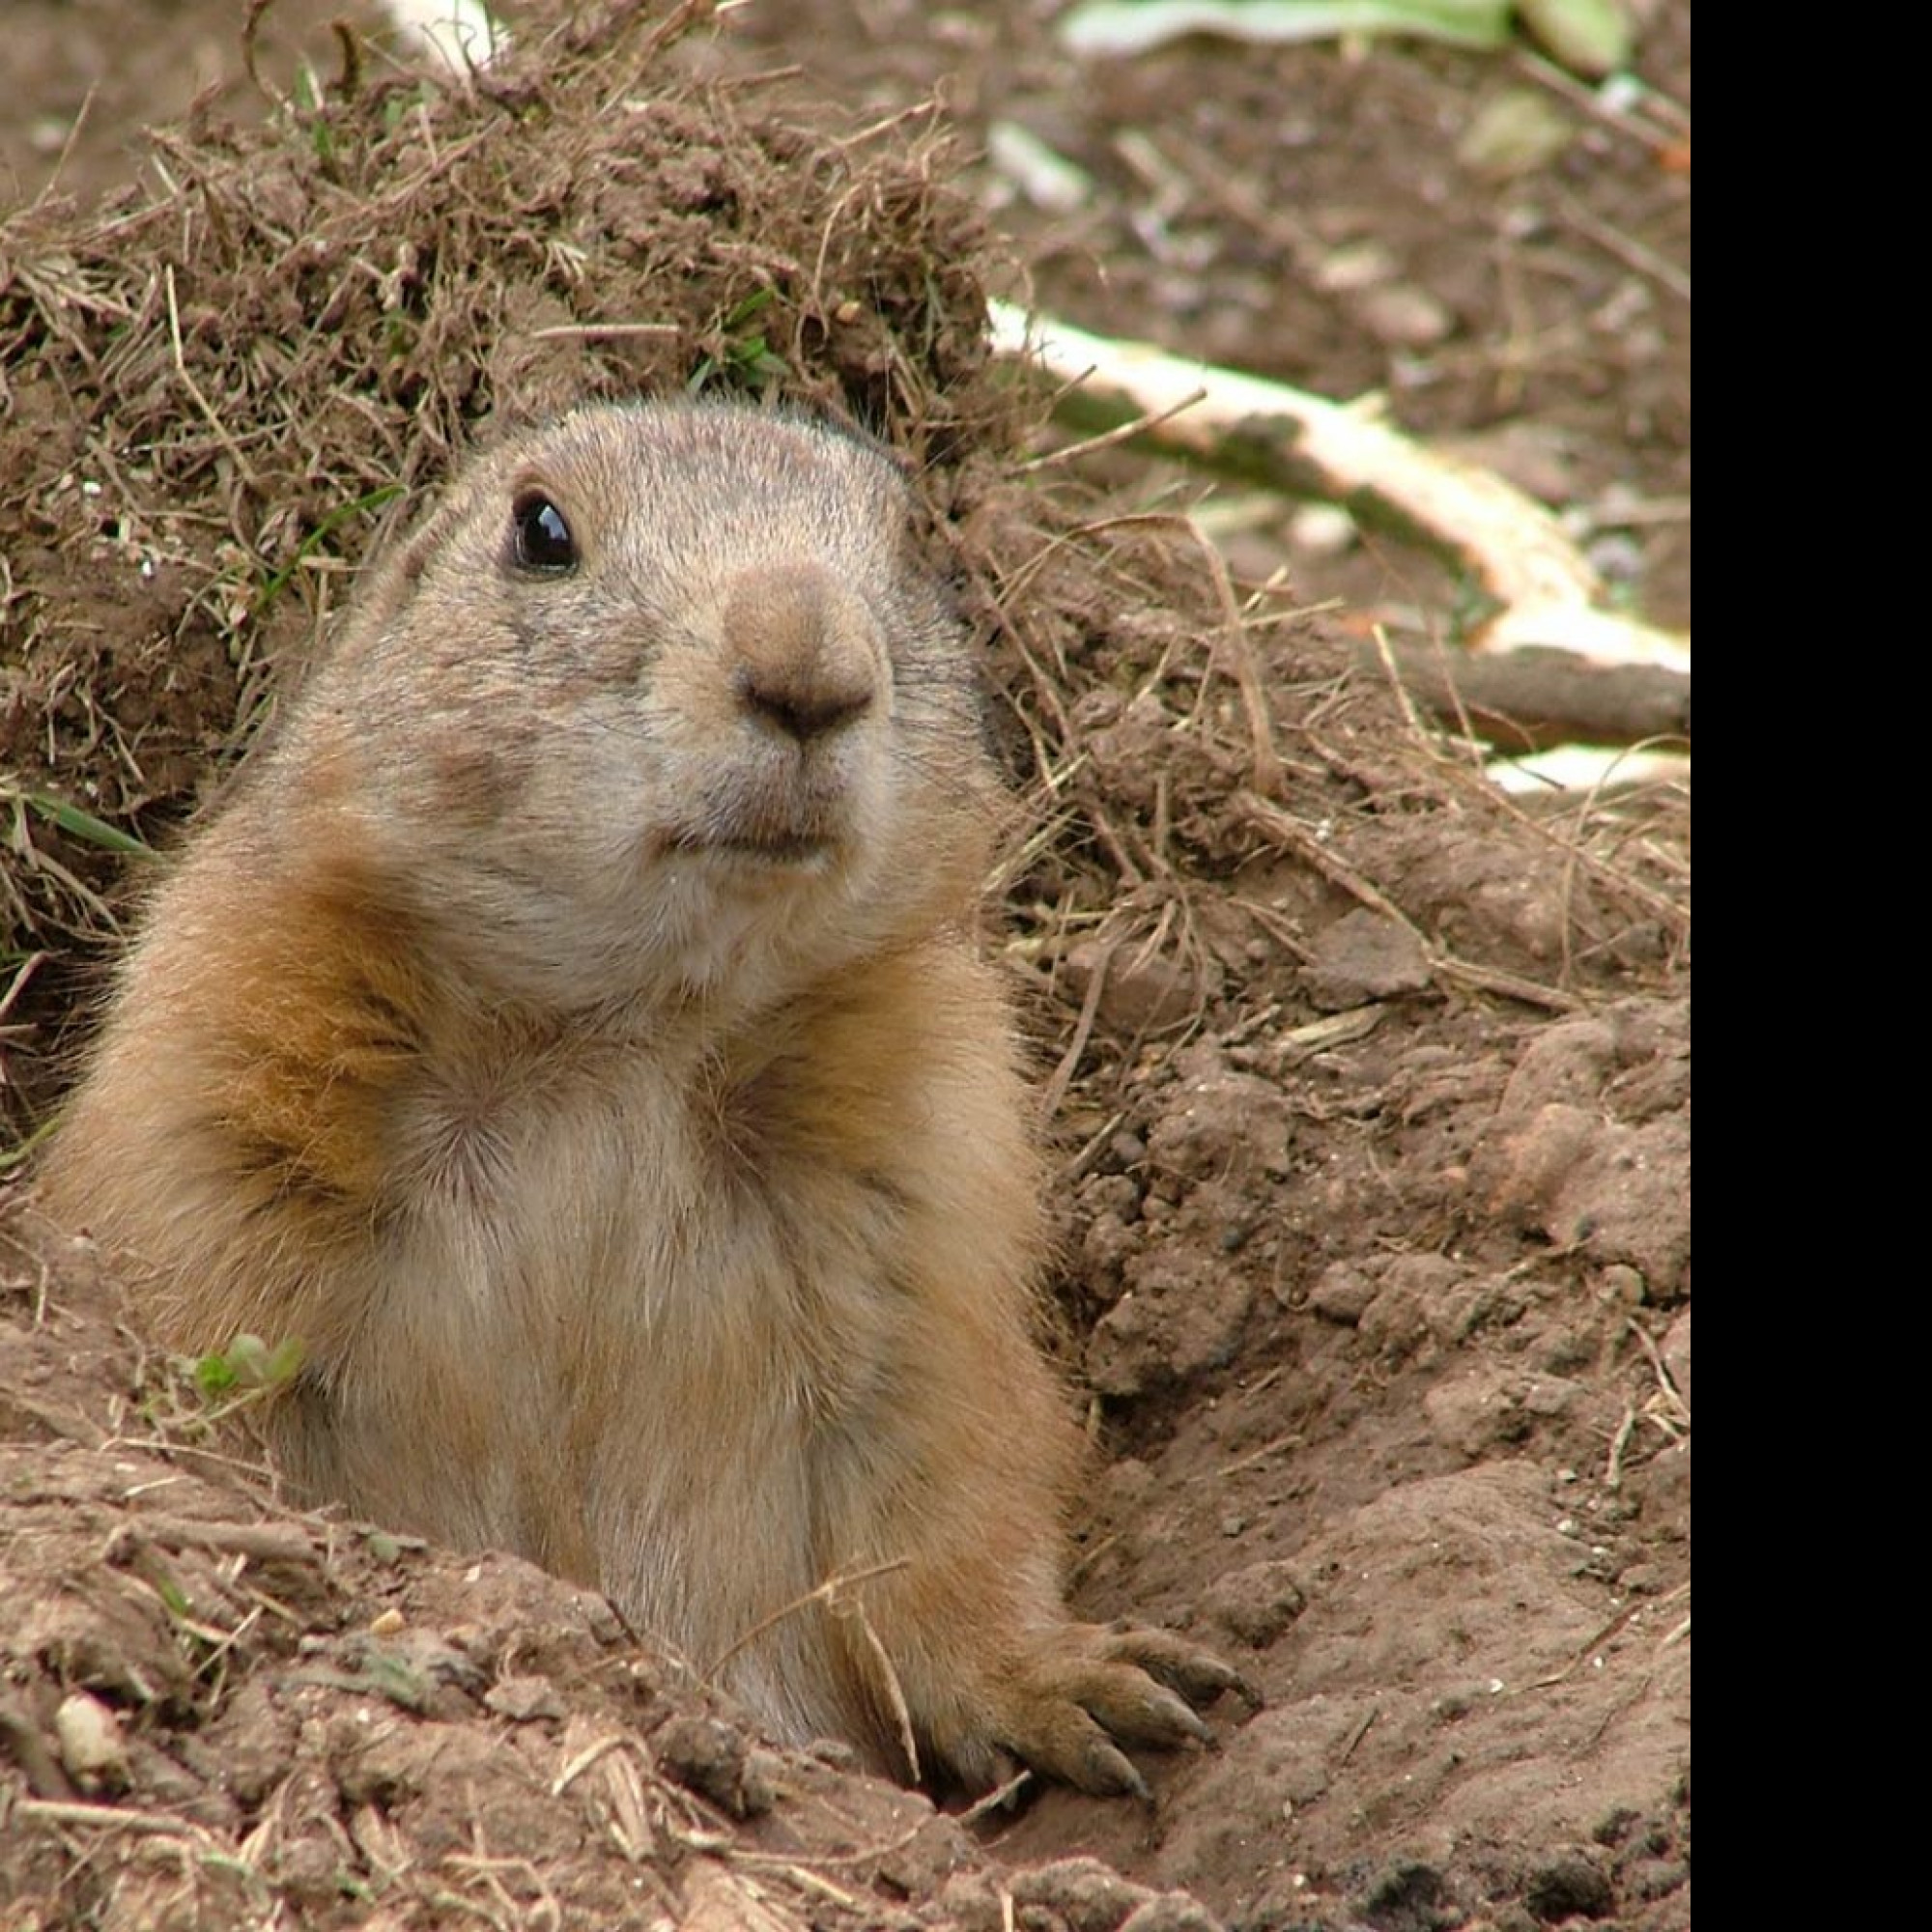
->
[979, 1622, 1249, 1799]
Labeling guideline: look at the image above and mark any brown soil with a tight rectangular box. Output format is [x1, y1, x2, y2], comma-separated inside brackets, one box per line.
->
[1, 5, 1689, 1929]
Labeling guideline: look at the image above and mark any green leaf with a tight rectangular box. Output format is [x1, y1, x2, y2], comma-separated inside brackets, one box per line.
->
[17, 793, 156, 858]
[194, 1351, 241, 1400]
[193, 1331, 304, 1402]
[722, 287, 776, 328]
[0, 1115, 59, 1175]
[255, 483, 405, 617]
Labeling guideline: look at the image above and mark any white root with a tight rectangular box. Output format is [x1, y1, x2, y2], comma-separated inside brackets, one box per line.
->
[986, 298, 1690, 681]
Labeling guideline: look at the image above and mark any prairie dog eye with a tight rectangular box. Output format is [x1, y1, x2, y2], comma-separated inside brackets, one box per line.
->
[512, 492, 577, 572]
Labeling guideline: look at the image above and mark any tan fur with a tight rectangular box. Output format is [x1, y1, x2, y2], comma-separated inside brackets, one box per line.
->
[46, 401, 1235, 1794]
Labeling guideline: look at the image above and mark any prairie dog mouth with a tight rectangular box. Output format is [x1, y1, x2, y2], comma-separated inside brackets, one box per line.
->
[666, 766, 856, 867]
[666, 825, 838, 867]
[707, 833, 834, 865]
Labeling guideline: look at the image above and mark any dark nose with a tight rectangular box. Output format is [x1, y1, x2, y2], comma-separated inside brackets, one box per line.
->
[735, 663, 873, 742]
[724, 563, 877, 744]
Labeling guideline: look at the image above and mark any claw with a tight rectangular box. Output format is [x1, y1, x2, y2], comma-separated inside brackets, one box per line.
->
[1082, 1739, 1151, 1803]
[1107, 1627, 1259, 1710]
[1144, 1685, 1213, 1745]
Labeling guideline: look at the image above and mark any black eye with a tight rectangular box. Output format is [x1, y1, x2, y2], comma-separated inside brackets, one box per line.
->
[511, 492, 577, 572]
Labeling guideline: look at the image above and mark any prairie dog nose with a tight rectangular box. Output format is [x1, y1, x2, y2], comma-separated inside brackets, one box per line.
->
[724, 562, 878, 744]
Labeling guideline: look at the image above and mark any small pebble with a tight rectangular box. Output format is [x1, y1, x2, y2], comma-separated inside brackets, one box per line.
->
[55, 1692, 128, 1792]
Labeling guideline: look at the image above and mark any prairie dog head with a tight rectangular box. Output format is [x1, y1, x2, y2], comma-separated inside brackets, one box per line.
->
[262, 402, 997, 1015]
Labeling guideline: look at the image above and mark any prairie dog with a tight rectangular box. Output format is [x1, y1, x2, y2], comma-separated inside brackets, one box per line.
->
[47, 401, 1236, 1794]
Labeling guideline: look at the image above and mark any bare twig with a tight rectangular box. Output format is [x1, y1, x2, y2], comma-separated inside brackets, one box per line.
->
[1605, 1402, 1638, 1491]
[137, 1516, 318, 1564]
[1205, 1432, 1301, 1483]
[847, 1596, 921, 1783]
[12, 1796, 224, 1841]
[1237, 791, 1585, 1013]
[1018, 385, 1208, 472]
[1065, 512, 1284, 795]
[1337, 1703, 1379, 1765]
[702, 1557, 910, 1687]
[1366, 632, 1690, 753]
[1628, 1320, 1690, 1425]
[1511, 47, 1691, 148]
[164, 265, 264, 492]
[29, 86, 99, 210]
[1556, 192, 1691, 304]
[1524, 1582, 1690, 1692]
[1037, 934, 1118, 1125]
[527, 322, 680, 341]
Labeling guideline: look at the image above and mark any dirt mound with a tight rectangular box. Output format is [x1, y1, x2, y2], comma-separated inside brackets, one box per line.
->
[2, 5, 1688, 1926]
